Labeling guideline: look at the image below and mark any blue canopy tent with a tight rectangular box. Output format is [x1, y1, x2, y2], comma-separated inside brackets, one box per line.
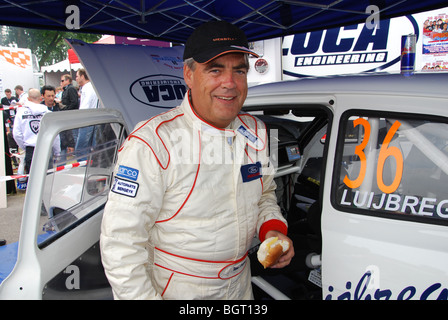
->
[0, 0, 447, 42]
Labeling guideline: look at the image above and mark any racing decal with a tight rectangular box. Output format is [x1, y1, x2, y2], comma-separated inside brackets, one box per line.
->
[117, 165, 139, 181]
[240, 162, 262, 183]
[111, 177, 139, 198]
[343, 119, 403, 194]
[151, 54, 183, 70]
[130, 74, 187, 109]
[336, 116, 448, 221]
[325, 271, 448, 300]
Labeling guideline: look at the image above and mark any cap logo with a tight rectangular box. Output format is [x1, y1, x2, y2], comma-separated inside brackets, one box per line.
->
[213, 37, 236, 42]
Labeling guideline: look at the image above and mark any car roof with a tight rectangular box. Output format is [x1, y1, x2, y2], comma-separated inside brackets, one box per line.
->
[247, 72, 448, 100]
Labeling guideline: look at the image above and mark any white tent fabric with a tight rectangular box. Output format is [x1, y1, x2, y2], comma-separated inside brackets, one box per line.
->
[41, 60, 82, 73]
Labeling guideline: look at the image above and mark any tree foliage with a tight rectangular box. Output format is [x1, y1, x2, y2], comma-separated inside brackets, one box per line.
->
[0, 26, 102, 67]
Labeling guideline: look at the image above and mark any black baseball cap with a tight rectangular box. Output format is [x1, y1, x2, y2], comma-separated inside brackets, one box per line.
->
[183, 20, 259, 63]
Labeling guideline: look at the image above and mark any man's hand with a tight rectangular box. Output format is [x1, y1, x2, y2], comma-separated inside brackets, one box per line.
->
[264, 230, 294, 268]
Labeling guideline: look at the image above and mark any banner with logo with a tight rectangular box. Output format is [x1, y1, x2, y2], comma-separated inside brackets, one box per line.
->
[282, 7, 448, 78]
[0, 46, 34, 93]
[69, 40, 186, 129]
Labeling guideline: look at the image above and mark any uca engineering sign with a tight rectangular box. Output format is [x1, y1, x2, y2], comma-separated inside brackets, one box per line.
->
[282, 15, 419, 78]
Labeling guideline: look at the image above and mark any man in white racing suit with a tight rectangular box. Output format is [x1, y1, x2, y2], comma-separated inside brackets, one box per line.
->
[100, 21, 294, 300]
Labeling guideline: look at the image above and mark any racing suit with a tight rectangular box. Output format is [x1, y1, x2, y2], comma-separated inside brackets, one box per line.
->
[100, 93, 288, 300]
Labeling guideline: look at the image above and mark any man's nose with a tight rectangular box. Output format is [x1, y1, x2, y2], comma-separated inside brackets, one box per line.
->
[220, 70, 237, 89]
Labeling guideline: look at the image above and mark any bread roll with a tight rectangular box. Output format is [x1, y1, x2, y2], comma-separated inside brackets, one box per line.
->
[257, 237, 289, 268]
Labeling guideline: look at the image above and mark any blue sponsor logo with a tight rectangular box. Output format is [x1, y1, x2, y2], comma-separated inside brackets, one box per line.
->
[117, 165, 139, 181]
[241, 162, 262, 183]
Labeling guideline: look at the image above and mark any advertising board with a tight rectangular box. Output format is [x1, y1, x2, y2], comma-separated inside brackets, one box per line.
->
[282, 7, 448, 78]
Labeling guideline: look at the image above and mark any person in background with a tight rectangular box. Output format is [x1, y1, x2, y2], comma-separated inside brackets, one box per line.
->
[13, 89, 60, 175]
[2, 93, 16, 194]
[14, 85, 28, 105]
[55, 86, 63, 101]
[59, 74, 79, 111]
[41, 85, 75, 161]
[1, 88, 18, 106]
[41, 85, 61, 112]
[2, 89, 19, 168]
[74, 68, 99, 157]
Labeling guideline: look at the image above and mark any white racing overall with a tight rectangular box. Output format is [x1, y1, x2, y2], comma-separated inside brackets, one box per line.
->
[100, 93, 287, 299]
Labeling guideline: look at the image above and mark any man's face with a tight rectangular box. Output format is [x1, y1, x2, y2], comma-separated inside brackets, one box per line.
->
[61, 77, 68, 86]
[5, 91, 11, 99]
[42, 90, 55, 106]
[76, 72, 84, 86]
[184, 53, 249, 128]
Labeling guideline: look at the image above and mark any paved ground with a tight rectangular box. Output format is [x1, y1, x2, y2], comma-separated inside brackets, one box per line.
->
[0, 191, 26, 245]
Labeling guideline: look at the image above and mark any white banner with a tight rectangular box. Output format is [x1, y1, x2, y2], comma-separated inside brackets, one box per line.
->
[69, 40, 186, 129]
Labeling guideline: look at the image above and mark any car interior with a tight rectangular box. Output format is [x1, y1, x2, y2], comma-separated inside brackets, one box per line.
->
[245, 105, 331, 300]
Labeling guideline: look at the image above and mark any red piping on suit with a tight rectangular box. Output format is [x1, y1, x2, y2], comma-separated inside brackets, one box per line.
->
[238, 113, 267, 151]
[121, 111, 184, 170]
[161, 272, 174, 297]
[155, 130, 201, 223]
[154, 247, 248, 280]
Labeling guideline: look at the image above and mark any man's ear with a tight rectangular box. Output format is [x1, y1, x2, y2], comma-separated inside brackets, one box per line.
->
[183, 64, 193, 89]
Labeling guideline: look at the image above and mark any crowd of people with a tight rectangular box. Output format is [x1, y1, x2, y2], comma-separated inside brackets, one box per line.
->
[1, 68, 99, 247]
[423, 18, 448, 32]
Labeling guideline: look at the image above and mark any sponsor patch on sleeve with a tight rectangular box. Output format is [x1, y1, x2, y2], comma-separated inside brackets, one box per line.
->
[111, 177, 139, 197]
[117, 165, 139, 181]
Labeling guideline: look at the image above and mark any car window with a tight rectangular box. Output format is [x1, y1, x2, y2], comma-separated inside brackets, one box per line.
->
[333, 111, 448, 226]
[38, 122, 124, 248]
[247, 107, 330, 229]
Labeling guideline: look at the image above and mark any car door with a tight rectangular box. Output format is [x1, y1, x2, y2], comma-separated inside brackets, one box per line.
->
[0, 108, 128, 299]
[322, 90, 448, 300]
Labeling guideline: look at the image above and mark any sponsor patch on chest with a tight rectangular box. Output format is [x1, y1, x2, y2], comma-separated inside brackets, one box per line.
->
[237, 125, 258, 143]
[240, 162, 262, 183]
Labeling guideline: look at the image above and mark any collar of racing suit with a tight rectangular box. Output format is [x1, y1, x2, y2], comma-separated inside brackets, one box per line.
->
[181, 90, 266, 151]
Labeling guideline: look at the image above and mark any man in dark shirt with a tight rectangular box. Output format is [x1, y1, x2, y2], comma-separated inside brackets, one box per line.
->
[1, 88, 18, 129]
[41, 85, 75, 161]
[41, 85, 61, 111]
[1, 88, 18, 169]
[59, 74, 79, 110]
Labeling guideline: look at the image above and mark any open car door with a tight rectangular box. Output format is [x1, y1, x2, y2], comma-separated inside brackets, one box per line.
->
[323, 83, 448, 300]
[0, 108, 127, 299]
